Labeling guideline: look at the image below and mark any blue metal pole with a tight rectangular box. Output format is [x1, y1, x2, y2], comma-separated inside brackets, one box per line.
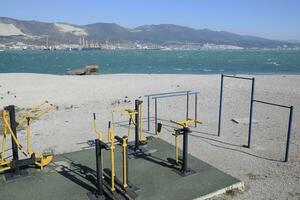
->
[186, 91, 190, 120]
[247, 78, 255, 148]
[194, 93, 198, 128]
[147, 96, 150, 131]
[154, 97, 158, 135]
[217, 74, 224, 136]
[284, 106, 293, 162]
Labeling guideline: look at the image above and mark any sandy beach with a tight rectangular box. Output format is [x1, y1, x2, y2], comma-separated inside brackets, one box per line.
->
[0, 73, 299, 199]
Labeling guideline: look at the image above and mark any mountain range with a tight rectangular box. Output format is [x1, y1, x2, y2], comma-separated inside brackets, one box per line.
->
[0, 16, 297, 48]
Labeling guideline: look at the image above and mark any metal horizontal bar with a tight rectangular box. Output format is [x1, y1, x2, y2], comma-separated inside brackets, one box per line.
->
[253, 99, 291, 109]
[144, 90, 192, 97]
[152, 92, 199, 99]
[223, 74, 254, 81]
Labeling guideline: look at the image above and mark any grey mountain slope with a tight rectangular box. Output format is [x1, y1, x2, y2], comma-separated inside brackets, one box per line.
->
[0, 17, 296, 48]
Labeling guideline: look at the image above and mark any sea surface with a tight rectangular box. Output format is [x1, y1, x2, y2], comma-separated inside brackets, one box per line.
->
[0, 50, 300, 75]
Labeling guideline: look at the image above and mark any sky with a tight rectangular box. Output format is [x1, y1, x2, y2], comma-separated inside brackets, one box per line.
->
[0, 0, 299, 40]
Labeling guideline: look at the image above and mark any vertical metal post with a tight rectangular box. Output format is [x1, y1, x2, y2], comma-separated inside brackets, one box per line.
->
[122, 137, 128, 188]
[154, 98, 158, 135]
[182, 128, 189, 173]
[247, 78, 255, 148]
[147, 96, 150, 131]
[194, 93, 198, 128]
[218, 74, 224, 136]
[7, 105, 19, 162]
[95, 139, 103, 196]
[7, 105, 20, 175]
[284, 106, 293, 162]
[135, 100, 140, 151]
[186, 91, 189, 120]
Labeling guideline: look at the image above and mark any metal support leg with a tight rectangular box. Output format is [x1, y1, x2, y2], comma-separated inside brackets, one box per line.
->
[247, 78, 255, 148]
[135, 100, 140, 151]
[7, 105, 19, 175]
[284, 106, 293, 162]
[147, 96, 150, 131]
[194, 93, 198, 128]
[95, 139, 104, 196]
[154, 98, 158, 135]
[182, 128, 189, 173]
[218, 74, 224, 136]
[186, 91, 189, 120]
[122, 137, 128, 188]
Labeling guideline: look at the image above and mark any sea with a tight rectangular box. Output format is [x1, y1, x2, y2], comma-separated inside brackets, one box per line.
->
[0, 50, 300, 75]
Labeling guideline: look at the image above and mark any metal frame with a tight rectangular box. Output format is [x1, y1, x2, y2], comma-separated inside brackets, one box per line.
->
[217, 74, 255, 148]
[146, 91, 199, 134]
[145, 90, 192, 131]
[249, 100, 294, 162]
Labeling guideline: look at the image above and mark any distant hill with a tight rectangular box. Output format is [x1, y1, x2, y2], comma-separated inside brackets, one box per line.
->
[0, 16, 297, 48]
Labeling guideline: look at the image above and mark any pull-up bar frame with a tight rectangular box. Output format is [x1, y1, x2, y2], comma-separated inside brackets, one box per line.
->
[249, 99, 293, 162]
[218, 74, 255, 148]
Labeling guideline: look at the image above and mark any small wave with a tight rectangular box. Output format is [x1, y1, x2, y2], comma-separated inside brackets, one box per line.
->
[203, 69, 212, 72]
[266, 62, 280, 66]
[173, 68, 183, 71]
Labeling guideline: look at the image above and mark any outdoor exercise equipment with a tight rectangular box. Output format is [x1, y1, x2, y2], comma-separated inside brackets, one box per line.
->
[218, 74, 255, 148]
[111, 108, 137, 139]
[91, 116, 137, 199]
[0, 101, 54, 176]
[112, 99, 145, 151]
[218, 74, 295, 162]
[248, 100, 294, 162]
[144, 90, 199, 135]
[170, 118, 202, 176]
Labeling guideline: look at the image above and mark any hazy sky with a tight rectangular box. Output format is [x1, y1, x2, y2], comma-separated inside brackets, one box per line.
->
[1, 0, 299, 40]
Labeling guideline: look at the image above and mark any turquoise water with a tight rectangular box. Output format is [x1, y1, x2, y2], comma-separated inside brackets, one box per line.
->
[0, 50, 300, 74]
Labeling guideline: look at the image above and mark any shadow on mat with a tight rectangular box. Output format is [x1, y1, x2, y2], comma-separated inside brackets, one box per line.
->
[56, 157, 116, 200]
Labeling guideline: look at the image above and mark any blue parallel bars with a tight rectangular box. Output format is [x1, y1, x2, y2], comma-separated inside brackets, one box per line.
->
[217, 74, 255, 148]
[249, 99, 294, 162]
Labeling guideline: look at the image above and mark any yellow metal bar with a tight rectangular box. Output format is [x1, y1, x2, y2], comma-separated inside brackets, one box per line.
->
[3, 113, 23, 151]
[18, 102, 54, 126]
[18, 101, 48, 126]
[1, 133, 7, 162]
[170, 118, 202, 128]
[31, 104, 54, 120]
[93, 118, 103, 141]
[26, 118, 33, 155]
[123, 137, 128, 188]
[0, 160, 10, 165]
[28, 101, 48, 113]
[0, 166, 11, 173]
[109, 127, 115, 192]
[1, 111, 8, 162]
[175, 134, 179, 165]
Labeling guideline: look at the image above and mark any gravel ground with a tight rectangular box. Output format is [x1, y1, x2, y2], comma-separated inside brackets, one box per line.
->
[0, 73, 299, 199]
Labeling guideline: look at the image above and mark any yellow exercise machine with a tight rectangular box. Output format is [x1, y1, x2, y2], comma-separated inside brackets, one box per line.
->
[91, 115, 137, 199]
[111, 98, 146, 144]
[170, 118, 202, 176]
[0, 101, 54, 175]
